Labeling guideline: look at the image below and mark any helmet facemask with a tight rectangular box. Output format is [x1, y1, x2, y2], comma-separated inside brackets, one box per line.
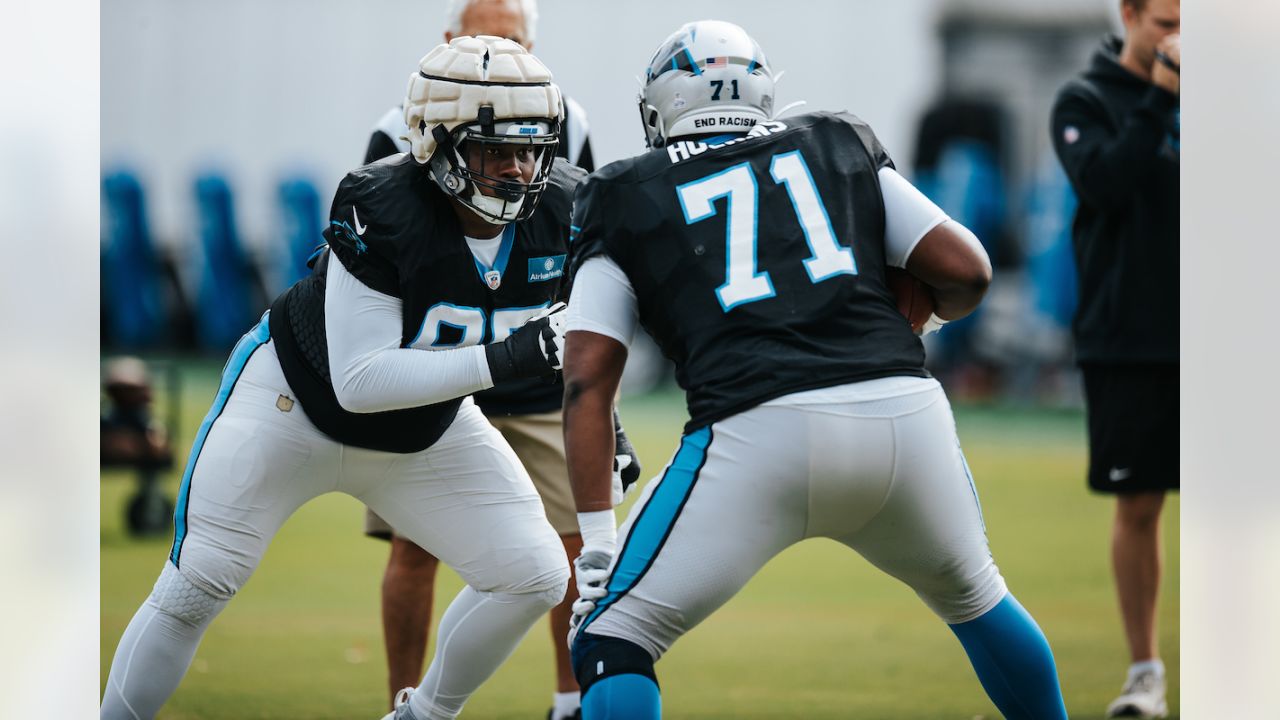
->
[402, 35, 566, 224]
[427, 106, 560, 225]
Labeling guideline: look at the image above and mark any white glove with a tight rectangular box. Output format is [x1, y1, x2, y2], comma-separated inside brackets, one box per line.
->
[919, 312, 948, 337]
[610, 454, 635, 506]
[531, 301, 568, 370]
[570, 510, 617, 621]
[572, 546, 614, 618]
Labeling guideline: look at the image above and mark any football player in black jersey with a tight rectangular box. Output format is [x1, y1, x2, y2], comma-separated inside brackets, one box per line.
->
[559, 21, 1068, 720]
[358, 4, 610, 718]
[103, 38, 583, 720]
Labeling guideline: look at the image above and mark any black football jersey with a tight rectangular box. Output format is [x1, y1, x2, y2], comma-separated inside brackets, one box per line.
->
[570, 111, 927, 432]
[271, 155, 584, 453]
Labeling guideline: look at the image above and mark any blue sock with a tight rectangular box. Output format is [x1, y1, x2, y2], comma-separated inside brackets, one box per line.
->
[581, 674, 661, 720]
[949, 593, 1068, 720]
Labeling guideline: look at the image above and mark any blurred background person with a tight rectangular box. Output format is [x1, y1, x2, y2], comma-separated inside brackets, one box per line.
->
[1050, 0, 1179, 717]
[365, 0, 593, 172]
[100, 356, 175, 537]
[360, 3, 598, 718]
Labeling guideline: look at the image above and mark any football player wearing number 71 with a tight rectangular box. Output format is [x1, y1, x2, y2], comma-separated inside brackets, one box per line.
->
[560, 19, 1069, 720]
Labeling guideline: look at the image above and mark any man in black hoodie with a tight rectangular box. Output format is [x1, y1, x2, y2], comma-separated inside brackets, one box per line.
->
[1050, 1, 1179, 718]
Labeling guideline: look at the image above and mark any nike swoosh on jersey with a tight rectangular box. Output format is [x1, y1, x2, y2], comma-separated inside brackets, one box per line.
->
[353, 206, 367, 235]
[1109, 467, 1132, 482]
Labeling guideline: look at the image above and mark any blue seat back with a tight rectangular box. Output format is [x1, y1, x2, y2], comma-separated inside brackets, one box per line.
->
[275, 177, 324, 292]
[102, 171, 166, 348]
[193, 174, 256, 352]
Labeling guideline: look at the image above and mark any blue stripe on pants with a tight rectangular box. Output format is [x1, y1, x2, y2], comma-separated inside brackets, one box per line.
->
[579, 426, 712, 634]
[169, 312, 272, 566]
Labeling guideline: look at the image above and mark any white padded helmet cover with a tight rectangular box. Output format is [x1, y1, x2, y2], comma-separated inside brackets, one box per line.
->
[404, 35, 564, 163]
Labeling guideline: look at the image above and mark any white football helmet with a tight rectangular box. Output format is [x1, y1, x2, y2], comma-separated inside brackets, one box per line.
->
[638, 20, 775, 148]
[404, 35, 565, 224]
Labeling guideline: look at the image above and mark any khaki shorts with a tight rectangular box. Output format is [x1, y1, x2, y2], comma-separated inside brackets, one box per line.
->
[365, 409, 578, 539]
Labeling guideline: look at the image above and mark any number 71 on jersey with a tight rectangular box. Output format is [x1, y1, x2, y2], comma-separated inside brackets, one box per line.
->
[676, 150, 857, 312]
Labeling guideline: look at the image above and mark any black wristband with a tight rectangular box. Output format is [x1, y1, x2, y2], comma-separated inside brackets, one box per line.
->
[484, 342, 518, 385]
[485, 315, 557, 384]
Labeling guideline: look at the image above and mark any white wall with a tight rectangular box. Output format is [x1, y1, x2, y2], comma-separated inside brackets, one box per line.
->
[102, 0, 945, 249]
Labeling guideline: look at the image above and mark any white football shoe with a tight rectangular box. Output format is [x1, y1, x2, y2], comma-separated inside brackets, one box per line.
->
[1104, 668, 1168, 718]
[380, 687, 421, 720]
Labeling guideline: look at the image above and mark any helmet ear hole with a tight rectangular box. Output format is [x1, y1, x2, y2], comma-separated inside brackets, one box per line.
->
[647, 109, 658, 127]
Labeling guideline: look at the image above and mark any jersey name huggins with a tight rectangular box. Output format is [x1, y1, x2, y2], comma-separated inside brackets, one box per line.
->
[666, 120, 789, 164]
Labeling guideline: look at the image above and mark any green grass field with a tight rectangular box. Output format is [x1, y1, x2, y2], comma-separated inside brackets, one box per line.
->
[101, 360, 1179, 719]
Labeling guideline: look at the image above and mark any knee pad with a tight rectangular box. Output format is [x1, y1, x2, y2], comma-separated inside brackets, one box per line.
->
[146, 562, 227, 627]
[920, 566, 1008, 624]
[500, 581, 567, 613]
[531, 560, 571, 601]
[492, 557, 570, 599]
[470, 544, 569, 597]
[571, 632, 657, 697]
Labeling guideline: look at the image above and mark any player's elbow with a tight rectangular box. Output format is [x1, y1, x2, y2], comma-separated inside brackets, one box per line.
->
[937, 250, 991, 314]
[331, 365, 395, 414]
[954, 251, 993, 297]
[909, 220, 992, 294]
[562, 376, 594, 410]
[332, 383, 388, 414]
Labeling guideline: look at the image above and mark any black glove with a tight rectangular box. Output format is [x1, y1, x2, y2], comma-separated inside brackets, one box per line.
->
[612, 408, 641, 502]
[485, 303, 566, 384]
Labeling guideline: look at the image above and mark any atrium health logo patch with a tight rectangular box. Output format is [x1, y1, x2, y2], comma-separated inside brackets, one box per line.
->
[528, 254, 566, 282]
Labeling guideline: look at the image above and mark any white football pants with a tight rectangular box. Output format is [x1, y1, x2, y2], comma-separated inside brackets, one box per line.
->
[102, 317, 567, 720]
[574, 376, 1007, 661]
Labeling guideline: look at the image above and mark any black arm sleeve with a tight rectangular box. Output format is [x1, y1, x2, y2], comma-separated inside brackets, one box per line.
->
[1050, 84, 1177, 212]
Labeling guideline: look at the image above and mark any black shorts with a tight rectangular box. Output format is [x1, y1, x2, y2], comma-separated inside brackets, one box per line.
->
[1081, 363, 1179, 494]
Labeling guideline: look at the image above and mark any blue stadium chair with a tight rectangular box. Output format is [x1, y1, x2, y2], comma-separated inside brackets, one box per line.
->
[913, 139, 1008, 262]
[102, 171, 166, 349]
[193, 174, 258, 353]
[275, 177, 324, 294]
[913, 140, 1009, 367]
[1024, 159, 1078, 329]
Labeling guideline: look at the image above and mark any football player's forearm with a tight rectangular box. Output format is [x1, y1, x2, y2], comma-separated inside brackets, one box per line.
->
[332, 345, 493, 413]
[563, 331, 627, 513]
[905, 220, 991, 321]
[563, 387, 615, 513]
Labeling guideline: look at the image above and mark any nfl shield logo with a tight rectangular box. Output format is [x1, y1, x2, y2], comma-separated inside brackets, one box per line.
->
[485, 270, 502, 290]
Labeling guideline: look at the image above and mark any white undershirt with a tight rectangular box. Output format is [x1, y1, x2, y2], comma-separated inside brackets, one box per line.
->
[566, 167, 949, 347]
[323, 252, 494, 413]
[465, 234, 503, 268]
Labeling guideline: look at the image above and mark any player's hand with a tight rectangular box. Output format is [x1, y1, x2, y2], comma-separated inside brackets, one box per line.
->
[611, 415, 642, 506]
[484, 302, 567, 382]
[571, 545, 614, 618]
[1153, 33, 1180, 95]
[569, 509, 618, 630]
